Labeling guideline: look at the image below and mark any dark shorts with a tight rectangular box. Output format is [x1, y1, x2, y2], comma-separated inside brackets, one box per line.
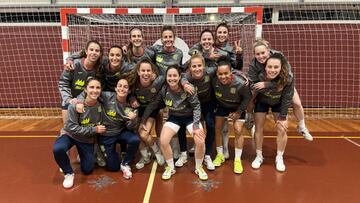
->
[215, 105, 245, 119]
[166, 115, 193, 127]
[137, 106, 160, 119]
[254, 101, 281, 113]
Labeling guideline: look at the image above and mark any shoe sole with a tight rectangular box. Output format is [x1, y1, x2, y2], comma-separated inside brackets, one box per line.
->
[175, 160, 187, 167]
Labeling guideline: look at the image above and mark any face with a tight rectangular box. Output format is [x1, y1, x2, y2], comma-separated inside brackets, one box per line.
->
[216, 64, 232, 85]
[137, 62, 153, 84]
[216, 26, 229, 43]
[166, 68, 180, 89]
[254, 45, 270, 64]
[85, 80, 101, 101]
[115, 79, 129, 98]
[108, 47, 122, 68]
[200, 32, 214, 51]
[130, 29, 143, 48]
[189, 57, 205, 80]
[161, 30, 175, 49]
[85, 42, 101, 62]
[265, 58, 281, 80]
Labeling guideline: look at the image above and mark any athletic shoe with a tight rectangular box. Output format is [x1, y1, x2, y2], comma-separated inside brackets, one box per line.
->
[63, 173, 74, 189]
[135, 155, 151, 170]
[154, 151, 165, 166]
[120, 164, 132, 179]
[175, 153, 188, 167]
[251, 156, 263, 169]
[275, 156, 286, 172]
[204, 156, 215, 171]
[195, 166, 208, 181]
[162, 166, 176, 180]
[189, 146, 195, 155]
[298, 127, 313, 141]
[95, 151, 106, 167]
[234, 158, 243, 174]
[212, 153, 225, 167]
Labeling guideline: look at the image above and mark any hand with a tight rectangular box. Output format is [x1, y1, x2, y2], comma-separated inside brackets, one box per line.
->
[68, 98, 78, 105]
[122, 45, 128, 54]
[96, 125, 107, 134]
[126, 111, 137, 121]
[229, 111, 240, 120]
[139, 124, 148, 132]
[234, 40, 243, 54]
[151, 73, 157, 81]
[75, 103, 85, 113]
[183, 83, 195, 95]
[130, 99, 140, 108]
[253, 82, 266, 90]
[193, 128, 205, 143]
[209, 51, 220, 60]
[64, 59, 74, 71]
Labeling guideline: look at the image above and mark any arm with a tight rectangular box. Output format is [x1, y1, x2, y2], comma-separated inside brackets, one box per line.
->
[279, 78, 295, 119]
[141, 87, 165, 124]
[65, 105, 97, 137]
[58, 70, 74, 105]
[237, 84, 252, 115]
[188, 91, 202, 129]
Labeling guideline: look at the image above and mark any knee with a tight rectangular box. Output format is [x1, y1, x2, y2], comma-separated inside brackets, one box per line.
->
[276, 125, 287, 137]
[53, 144, 66, 156]
[129, 136, 141, 146]
[82, 166, 94, 175]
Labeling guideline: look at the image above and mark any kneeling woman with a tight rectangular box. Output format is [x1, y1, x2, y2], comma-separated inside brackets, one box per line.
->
[251, 53, 294, 172]
[141, 65, 207, 180]
[53, 77, 106, 189]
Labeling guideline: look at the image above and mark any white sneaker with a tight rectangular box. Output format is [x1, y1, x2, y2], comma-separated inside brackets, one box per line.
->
[175, 154, 188, 167]
[162, 166, 176, 180]
[298, 127, 313, 141]
[223, 147, 230, 160]
[204, 156, 215, 170]
[154, 151, 165, 166]
[121, 164, 132, 179]
[189, 146, 195, 155]
[63, 173, 74, 189]
[135, 156, 151, 170]
[195, 166, 208, 181]
[251, 156, 263, 169]
[275, 156, 286, 172]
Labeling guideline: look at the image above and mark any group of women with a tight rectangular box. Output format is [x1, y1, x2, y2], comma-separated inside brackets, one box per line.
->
[53, 22, 313, 189]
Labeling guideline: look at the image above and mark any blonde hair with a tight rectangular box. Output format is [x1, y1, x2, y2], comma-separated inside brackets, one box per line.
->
[253, 38, 270, 52]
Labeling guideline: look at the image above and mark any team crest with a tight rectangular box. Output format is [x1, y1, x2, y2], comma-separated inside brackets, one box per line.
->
[124, 107, 132, 115]
[151, 88, 157, 93]
[165, 99, 173, 107]
[204, 75, 209, 83]
[172, 54, 178, 60]
[230, 88, 236, 94]
[156, 55, 163, 63]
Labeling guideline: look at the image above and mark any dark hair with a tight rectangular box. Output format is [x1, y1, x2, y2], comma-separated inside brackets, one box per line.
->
[265, 53, 289, 87]
[165, 64, 182, 83]
[85, 76, 101, 88]
[161, 25, 175, 38]
[216, 60, 231, 70]
[127, 27, 143, 63]
[200, 29, 214, 40]
[215, 22, 229, 46]
[130, 58, 159, 88]
[108, 45, 124, 56]
[78, 40, 104, 80]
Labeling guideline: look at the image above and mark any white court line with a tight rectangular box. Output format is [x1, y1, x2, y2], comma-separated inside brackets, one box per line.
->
[344, 137, 360, 148]
[143, 161, 158, 203]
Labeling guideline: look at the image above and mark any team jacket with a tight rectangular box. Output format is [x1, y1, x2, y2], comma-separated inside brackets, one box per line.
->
[131, 76, 165, 108]
[212, 74, 252, 115]
[142, 85, 202, 129]
[101, 59, 134, 92]
[63, 102, 102, 143]
[126, 47, 155, 65]
[150, 44, 183, 75]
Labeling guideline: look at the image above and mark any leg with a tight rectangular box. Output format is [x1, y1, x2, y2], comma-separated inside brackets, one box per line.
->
[292, 88, 313, 141]
[99, 136, 120, 172]
[75, 142, 95, 175]
[233, 119, 245, 174]
[273, 112, 288, 172]
[251, 112, 266, 169]
[160, 122, 178, 180]
[213, 116, 226, 167]
[53, 135, 74, 174]
[120, 130, 141, 165]
[188, 123, 208, 180]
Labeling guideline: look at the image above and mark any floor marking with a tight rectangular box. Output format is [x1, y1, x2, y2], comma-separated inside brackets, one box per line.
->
[344, 137, 360, 148]
[0, 135, 57, 138]
[143, 161, 158, 203]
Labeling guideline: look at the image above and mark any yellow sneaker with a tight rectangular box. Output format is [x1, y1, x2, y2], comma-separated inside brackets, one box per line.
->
[213, 153, 225, 167]
[162, 166, 176, 180]
[234, 158, 243, 174]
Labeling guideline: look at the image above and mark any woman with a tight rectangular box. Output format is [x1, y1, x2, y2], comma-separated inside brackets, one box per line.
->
[248, 38, 313, 141]
[53, 77, 106, 189]
[130, 59, 165, 169]
[124, 27, 155, 65]
[251, 53, 294, 172]
[141, 65, 207, 181]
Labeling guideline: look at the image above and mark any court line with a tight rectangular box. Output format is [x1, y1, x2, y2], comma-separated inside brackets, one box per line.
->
[143, 161, 158, 203]
[0, 135, 57, 138]
[344, 137, 360, 148]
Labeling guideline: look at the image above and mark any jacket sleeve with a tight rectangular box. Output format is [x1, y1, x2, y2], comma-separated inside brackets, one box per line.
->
[237, 84, 252, 114]
[187, 91, 202, 129]
[188, 42, 201, 56]
[279, 78, 295, 118]
[58, 70, 74, 105]
[65, 105, 97, 137]
[141, 87, 165, 123]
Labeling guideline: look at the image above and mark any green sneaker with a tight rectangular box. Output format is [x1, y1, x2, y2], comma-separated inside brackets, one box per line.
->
[195, 166, 208, 181]
[234, 158, 243, 174]
[213, 153, 225, 167]
[162, 166, 176, 180]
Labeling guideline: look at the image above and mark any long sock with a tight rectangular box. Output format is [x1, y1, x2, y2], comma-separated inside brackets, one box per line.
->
[276, 150, 284, 159]
[166, 159, 175, 169]
[195, 158, 203, 169]
[151, 143, 160, 153]
[180, 151, 187, 157]
[235, 148, 243, 159]
[298, 119, 306, 130]
[216, 146, 224, 155]
[140, 148, 149, 158]
[256, 149, 263, 158]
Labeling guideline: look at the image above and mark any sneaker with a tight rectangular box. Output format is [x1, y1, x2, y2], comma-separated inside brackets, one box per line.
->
[213, 153, 225, 167]
[298, 127, 313, 141]
[244, 112, 255, 130]
[63, 173, 74, 189]
[251, 156, 263, 169]
[204, 156, 215, 170]
[95, 151, 106, 167]
[121, 164, 132, 179]
[275, 156, 286, 172]
[234, 158, 243, 174]
[223, 147, 230, 160]
[162, 166, 176, 180]
[195, 166, 208, 181]
[189, 146, 195, 155]
[175, 154, 188, 167]
[154, 151, 165, 166]
[135, 156, 151, 170]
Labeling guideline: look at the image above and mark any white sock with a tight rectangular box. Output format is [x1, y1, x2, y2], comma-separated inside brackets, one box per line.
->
[180, 151, 187, 157]
[166, 159, 175, 169]
[140, 148, 149, 158]
[151, 143, 159, 153]
[195, 158, 203, 169]
[216, 146, 224, 155]
[298, 119, 306, 130]
[256, 149, 263, 158]
[235, 148, 242, 159]
[277, 150, 284, 158]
